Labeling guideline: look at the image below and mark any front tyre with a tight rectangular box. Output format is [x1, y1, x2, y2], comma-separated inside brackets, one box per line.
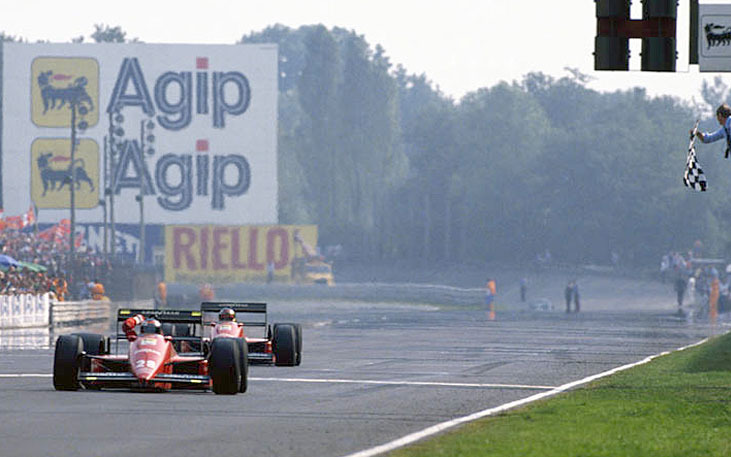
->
[209, 338, 240, 395]
[53, 335, 83, 391]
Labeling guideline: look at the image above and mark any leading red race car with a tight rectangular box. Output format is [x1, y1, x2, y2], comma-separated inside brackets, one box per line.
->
[52, 309, 247, 394]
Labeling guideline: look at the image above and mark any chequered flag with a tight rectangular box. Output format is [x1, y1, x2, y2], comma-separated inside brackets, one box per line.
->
[684, 122, 707, 192]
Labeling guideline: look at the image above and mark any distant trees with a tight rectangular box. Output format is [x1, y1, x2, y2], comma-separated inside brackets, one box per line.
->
[0, 32, 22, 42]
[91, 24, 137, 43]
[243, 26, 406, 261]
[244, 24, 730, 267]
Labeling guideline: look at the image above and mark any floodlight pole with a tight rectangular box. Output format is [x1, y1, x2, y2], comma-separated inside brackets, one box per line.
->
[69, 101, 77, 267]
[102, 134, 108, 259]
[107, 111, 117, 259]
[137, 120, 146, 264]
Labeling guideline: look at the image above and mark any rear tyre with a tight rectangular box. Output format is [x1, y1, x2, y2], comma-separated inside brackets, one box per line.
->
[209, 338, 240, 395]
[236, 338, 249, 393]
[293, 324, 302, 366]
[161, 323, 175, 337]
[276, 323, 302, 366]
[273, 324, 296, 367]
[53, 335, 83, 391]
[174, 324, 190, 337]
[72, 332, 106, 355]
[72, 332, 106, 372]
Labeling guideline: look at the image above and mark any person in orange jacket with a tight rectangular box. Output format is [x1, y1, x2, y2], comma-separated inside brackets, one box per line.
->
[485, 278, 497, 320]
[90, 280, 109, 301]
[154, 280, 167, 308]
[54, 276, 68, 302]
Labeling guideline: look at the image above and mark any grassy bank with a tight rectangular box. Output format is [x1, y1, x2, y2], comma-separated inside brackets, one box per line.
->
[391, 332, 731, 457]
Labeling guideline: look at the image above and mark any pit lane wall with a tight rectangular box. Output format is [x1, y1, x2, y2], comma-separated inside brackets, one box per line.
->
[164, 224, 318, 283]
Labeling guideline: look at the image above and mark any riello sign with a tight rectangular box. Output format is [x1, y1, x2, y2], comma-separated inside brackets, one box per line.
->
[1, 43, 278, 224]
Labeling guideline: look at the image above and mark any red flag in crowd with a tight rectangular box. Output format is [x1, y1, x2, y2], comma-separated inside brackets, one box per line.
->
[3, 206, 35, 230]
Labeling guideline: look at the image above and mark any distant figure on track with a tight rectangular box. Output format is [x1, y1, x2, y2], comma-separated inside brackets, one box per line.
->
[565, 280, 575, 313]
[485, 277, 497, 321]
[520, 277, 528, 303]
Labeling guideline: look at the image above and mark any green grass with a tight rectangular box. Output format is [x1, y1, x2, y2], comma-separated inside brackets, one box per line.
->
[390, 332, 731, 457]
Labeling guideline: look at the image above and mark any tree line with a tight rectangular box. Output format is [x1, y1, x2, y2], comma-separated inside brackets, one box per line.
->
[244, 24, 731, 267]
[4, 25, 731, 267]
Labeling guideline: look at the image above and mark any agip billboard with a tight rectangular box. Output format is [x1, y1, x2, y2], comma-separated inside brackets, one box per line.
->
[1, 43, 278, 224]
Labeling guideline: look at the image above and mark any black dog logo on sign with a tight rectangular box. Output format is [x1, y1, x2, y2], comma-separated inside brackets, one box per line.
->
[705, 23, 731, 49]
[36, 70, 94, 114]
[36, 152, 95, 196]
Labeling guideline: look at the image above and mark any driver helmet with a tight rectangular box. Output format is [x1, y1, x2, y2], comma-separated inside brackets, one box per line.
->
[219, 308, 236, 322]
[140, 318, 162, 334]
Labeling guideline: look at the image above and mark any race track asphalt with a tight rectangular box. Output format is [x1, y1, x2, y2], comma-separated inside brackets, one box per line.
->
[0, 298, 717, 457]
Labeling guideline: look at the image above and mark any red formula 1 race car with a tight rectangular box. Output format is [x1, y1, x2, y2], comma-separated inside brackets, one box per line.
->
[52, 309, 247, 394]
[201, 302, 302, 367]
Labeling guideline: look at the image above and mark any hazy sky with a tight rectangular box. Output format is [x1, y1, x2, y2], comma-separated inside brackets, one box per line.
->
[4, 0, 731, 105]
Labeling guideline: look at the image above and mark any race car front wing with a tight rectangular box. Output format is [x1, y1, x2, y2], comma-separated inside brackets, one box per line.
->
[78, 371, 210, 386]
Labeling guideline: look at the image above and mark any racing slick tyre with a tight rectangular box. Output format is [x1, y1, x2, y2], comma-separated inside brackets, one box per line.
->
[273, 324, 297, 367]
[72, 332, 107, 373]
[53, 334, 83, 391]
[236, 338, 249, 393]
[275, 323, 302, 366]
[72, 333, 107, 355]
[293, 324, 302, 366]
[162, 323, 175, 337]
[209, 338, 241, 395]
[174, 324, 190, 337]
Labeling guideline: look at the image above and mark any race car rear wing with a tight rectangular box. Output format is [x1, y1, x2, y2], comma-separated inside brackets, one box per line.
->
[200, 301, 267, 327]
[114, 309, 204, 344]
[117, 309, 203, 323]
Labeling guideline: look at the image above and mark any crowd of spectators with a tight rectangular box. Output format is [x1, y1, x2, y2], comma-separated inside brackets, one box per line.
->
[0, 229, 112, 299]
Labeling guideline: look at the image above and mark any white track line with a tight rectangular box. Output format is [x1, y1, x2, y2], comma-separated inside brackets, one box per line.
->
[249, 377, 555, 390]
[0, 373, 552, 390]
[339, 337, 711, 457]
[0, 373, 52, 378]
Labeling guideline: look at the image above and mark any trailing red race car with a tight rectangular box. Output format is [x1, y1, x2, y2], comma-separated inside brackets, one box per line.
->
[201, 302, 302, 367]
[52, 309, 247, 394]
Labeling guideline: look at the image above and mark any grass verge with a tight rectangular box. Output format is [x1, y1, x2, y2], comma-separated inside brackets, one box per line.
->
[390, 332, 731, 457]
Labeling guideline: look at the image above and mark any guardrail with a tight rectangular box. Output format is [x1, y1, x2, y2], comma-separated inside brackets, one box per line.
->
[50, 300, 113, 328]
[214, 282, 487, 307]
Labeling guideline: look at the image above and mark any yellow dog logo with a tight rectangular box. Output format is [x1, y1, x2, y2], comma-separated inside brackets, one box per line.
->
[31, 57, 99, 128]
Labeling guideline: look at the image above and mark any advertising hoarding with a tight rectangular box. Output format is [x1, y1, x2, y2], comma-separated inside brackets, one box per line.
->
[699, 4, 731, 71]
[165, 225, 317, 283]
[1, 42, 278, 224]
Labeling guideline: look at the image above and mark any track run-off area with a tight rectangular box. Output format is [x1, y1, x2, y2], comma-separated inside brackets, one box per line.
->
[0, 295, 720, 457]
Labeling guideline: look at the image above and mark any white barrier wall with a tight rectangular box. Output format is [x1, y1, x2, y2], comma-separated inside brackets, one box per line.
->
[0, 327, 51, 350]
[0, 293, 50, 329]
